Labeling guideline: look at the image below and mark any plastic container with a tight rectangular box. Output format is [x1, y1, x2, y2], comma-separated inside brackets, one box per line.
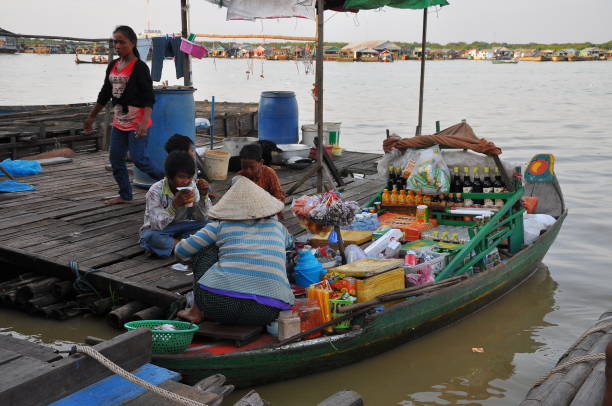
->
[133, 87, 195, 188]
[203, 150, 231, 180]
[330, 299, 352, 330]
[258, 91, 299, 144]
[301, 122, 342, 146]
[294, 249, 326, 287]
[402, 253, 447, 275]
[124, 320, 199, 354]
[222, 137, 258, 157]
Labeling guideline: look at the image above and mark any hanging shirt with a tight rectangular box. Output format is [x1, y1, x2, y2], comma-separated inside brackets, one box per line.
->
[109, 59, 152, 131]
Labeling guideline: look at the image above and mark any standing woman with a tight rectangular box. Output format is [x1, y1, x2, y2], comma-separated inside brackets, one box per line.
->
[84, 25, 163, 205]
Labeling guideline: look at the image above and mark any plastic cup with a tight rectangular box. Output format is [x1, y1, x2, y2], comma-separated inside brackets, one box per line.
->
[176, 186, 195, 207]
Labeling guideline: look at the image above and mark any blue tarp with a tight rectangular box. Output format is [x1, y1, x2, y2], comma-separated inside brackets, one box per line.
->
[0, 180, 36, 192]
[0, 158, 42, 177]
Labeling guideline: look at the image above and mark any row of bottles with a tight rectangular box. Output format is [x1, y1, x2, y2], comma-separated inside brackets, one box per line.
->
[451, 166, 507, 207]
[384, 165, 508, 208]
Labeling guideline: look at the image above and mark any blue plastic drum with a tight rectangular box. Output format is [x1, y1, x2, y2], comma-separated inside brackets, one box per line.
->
[258, 91, 299, 144]
[133, 87, 195, 188]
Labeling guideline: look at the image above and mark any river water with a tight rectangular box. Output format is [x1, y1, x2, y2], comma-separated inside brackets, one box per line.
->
[0, 54, 611, 405]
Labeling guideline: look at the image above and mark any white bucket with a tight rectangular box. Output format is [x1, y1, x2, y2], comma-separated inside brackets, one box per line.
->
[203, 150, 231, 180]
[301, 122, 342, 146]
[222, 137, 258, 157]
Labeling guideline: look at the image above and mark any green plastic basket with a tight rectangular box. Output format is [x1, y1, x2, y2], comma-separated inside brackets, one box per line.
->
[124, 320, 199, 354]
[330, 299, 352, 330]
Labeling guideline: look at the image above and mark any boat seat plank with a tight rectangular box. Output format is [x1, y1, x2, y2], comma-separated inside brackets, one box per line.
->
[196, 322, 264, 347]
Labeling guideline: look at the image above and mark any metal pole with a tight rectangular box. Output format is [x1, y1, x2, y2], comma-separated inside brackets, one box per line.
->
[315, 0, 324, 193]
[181, 0, 192, 86]
[416, 7, 428, 136]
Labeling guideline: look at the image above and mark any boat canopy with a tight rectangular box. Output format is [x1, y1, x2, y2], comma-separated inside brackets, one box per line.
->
[383, 121, 502, 156]
[202, 0, 449, 20]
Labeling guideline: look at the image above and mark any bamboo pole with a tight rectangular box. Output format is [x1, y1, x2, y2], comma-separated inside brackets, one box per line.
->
[416, 8, 428, 136]
[194, 34, 315, 41]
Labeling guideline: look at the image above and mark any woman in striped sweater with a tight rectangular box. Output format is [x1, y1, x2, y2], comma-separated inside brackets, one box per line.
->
[176, 176, 294, 325]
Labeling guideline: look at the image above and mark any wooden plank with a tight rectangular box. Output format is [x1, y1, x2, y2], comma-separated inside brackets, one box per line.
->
[569, 360, 606, 406]
[48, 363, 180, 406]
[0, 354, 54, 392]
[124, 379, 220, 406]
[0, 334, 62, 363]
[0, 329, 152, 406]
[0, 348, 21, 366]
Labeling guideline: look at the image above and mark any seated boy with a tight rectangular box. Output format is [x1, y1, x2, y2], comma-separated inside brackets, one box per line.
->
[237, 143, 285, 219]
[165, 133, 211, 195]
[139, 151, 211, 258]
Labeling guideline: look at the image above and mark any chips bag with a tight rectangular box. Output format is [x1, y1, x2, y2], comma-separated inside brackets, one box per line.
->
[406, 145, 450, 195]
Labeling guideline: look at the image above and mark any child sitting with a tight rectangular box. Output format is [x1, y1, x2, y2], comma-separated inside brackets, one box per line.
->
[139, 151, 211, 258]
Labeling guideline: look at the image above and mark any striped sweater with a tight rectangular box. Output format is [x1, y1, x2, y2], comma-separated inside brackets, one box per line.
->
[175, 218, 294, 306]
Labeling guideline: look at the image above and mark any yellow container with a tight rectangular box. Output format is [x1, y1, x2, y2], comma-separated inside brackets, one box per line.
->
[355, 267, 405, 303]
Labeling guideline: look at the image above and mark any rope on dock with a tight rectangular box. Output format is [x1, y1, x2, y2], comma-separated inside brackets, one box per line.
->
[75, 345, 208, 406]
[534, 353, 606, 387]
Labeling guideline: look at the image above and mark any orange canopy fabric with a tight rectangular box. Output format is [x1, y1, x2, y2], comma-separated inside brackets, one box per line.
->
[383, 121, 502, 156]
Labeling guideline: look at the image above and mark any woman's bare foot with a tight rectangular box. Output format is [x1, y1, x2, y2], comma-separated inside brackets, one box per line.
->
[104, 196, 132, 205]
[178, 306, 204, 324]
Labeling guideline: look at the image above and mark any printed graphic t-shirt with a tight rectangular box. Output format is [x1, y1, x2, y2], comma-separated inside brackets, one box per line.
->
[109, 59, 152, 131]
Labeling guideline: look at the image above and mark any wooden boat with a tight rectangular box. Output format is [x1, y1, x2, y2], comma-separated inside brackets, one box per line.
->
[567, 55, 593, 62]
[552, 55, 568, 62]
[492, 59, 518, 64]
[520, 55, 551, 62]
[75, 55, 108, 64]
[152, 149, 567, 388]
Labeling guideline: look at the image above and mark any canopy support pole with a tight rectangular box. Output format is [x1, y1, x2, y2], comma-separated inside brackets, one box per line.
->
[315, 0, 324, 192]
[416, 7, 427, 136]
[288, 0, 343, 196]
[181, 0, 192, 86]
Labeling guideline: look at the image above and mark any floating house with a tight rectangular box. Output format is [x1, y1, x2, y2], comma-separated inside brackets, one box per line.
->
[211, 44, 227, 57]
[0, 27, 18, 54]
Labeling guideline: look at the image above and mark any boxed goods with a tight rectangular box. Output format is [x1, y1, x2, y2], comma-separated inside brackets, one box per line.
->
[330, 258, 405, 302]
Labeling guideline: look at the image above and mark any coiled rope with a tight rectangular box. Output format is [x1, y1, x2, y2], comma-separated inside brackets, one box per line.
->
[75, 345, 208, 406]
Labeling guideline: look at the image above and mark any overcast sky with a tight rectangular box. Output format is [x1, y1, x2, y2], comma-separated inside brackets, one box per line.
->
[2, 0, 610, 44]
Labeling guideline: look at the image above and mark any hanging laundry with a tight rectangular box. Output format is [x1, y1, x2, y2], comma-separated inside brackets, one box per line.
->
[226, 0, 315, 21]
[151, 36, 185, 82]
[136, 37, 152, 61]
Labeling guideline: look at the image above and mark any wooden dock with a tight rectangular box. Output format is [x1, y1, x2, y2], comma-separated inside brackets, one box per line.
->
[520, 310, 612, 406]
[0, 145, 383, 310]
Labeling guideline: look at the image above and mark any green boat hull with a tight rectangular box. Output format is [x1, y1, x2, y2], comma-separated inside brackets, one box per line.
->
[154, 211, 566, 388]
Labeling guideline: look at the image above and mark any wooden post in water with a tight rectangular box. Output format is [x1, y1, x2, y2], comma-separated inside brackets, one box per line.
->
[181, 0, 192, 87]
[416, 7, 428, 136]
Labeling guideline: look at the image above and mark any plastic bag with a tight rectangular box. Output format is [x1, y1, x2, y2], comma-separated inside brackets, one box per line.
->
[376, 149, 418, 179]
[406, 146, 450, 195]
[405, 264, 434, 286]
[345, 244, 366, 264]
[0, 180, 36, 192]
[0, 159, 42, 177]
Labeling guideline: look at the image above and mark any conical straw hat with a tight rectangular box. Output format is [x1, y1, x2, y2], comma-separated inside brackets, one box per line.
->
[208, 176, 285, 220]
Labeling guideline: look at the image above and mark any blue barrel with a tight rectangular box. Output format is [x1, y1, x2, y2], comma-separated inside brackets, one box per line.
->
[258, 91, 299, 144]
[133, 87, 195, 188]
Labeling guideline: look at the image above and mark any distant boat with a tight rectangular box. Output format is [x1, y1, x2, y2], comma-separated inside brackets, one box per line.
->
[75, 54, 108, 64]
[492, 58, 518, 64]
[520, 55, 551, 62]
[551, 55, 568, 62]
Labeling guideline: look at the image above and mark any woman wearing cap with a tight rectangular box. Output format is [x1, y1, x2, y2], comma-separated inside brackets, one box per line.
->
[176, 176, 294, 325]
